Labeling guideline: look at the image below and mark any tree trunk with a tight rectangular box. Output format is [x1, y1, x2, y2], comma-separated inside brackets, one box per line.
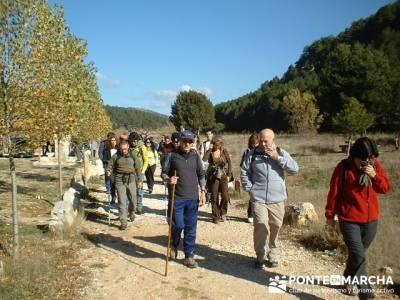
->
[9, 155, 19, 258]
[83, 147, 88, 185]
[3, 95, 19, 258]
[57, 135, 63, 200]
[346, 136, 352, 156]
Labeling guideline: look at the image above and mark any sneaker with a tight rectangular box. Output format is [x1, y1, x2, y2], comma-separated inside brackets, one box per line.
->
[148, 190, 153, 194]
[220, 215, 226, 222]
[183, 257, 198, 269]
[169, 247, 178, 260]
[247, 217, 254, 224]
[254, 260, 264, 269]
[266, 260, 279, 268]
[212, 218, 220, 224]
[128, 213, 135, 222]
[119, 223, 127, 231]
[136, 208, 143, 215]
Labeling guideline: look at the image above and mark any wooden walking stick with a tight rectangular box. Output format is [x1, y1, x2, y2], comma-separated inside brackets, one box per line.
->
[165, 170, 177, 277]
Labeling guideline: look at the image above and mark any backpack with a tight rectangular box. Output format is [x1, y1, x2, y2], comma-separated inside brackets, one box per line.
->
[131, 144, 147, 173]
[114, 150, 136, 170]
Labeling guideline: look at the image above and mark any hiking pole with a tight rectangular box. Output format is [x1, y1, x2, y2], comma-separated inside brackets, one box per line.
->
[164, 183, 168, 222]
[165, 170, 177, 277]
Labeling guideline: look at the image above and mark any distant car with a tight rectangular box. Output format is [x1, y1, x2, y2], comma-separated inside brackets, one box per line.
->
[0, 136, 33, 158]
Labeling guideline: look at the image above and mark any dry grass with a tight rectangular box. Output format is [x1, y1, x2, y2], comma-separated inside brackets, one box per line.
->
[0, 220, 89, 300]
[0, 157, 89, 299]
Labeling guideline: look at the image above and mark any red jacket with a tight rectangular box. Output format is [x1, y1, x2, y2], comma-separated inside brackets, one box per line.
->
[325, 158, 390, 223]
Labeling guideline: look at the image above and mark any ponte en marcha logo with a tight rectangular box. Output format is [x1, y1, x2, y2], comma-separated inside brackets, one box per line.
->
[267, 274, 394, 294]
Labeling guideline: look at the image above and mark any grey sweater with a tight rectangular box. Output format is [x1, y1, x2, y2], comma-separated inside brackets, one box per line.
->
[107, 153, 136, 180]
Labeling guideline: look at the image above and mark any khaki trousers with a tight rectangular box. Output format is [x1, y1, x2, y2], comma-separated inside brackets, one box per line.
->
[252, 201, 285, 262]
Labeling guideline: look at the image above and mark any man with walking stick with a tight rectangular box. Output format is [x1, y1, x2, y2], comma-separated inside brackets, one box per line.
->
[162, 130, 207, 270]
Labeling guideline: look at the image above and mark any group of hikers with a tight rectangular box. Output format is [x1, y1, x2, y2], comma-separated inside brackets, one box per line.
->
[97, 129, 232, 228]
[98, 127, 390, 300]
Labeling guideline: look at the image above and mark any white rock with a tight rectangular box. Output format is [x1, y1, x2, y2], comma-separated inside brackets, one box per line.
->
[284, 202, 319, 226]
[63, 187, 80, 212]
[49, 201, 76, 229]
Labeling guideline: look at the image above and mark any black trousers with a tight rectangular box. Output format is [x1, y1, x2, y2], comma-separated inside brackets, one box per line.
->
[145, 164, 156, 192]
[339, 220, 378, 299]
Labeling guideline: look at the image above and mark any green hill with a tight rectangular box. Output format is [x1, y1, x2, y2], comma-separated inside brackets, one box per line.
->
[105, 105, 170, 130]
[216, 1, 400, 132]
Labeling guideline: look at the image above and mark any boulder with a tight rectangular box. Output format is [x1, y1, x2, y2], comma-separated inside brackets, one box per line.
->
[70, 170, 89, 198]
[62, 187, 81, 212]
[81, 155, 104, 182]
[284, 202, 319, 226]
[49, 182, 86, 231]
[49, 201, 76, 230]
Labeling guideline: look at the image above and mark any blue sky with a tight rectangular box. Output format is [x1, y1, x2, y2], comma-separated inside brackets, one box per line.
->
[51, 0, 393, 116]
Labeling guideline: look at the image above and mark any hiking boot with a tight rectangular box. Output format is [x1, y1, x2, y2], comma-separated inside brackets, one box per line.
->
[128, 212, 135, 222]
[254, 260, 264, 270]
[266, 260, 279, 268]
[119, 223, 127, 231]
[183, 257, 198, 269]
[342, 284, 358, 296]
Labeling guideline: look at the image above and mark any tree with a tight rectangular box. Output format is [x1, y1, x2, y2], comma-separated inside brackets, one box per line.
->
[215, 1, 400, 132]
[170, 90, 217, 132]
[0, 0, 110, 257]
[104, 105, 169, 130]
[319, 43, 393, 126]
[0, 0, 47, 257]
[281, 89, 323, 133]
[332, 97, 375, 153]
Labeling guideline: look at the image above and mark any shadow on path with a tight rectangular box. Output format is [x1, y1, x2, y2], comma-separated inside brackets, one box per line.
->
[84, 232, 165, 276]
[134, 234, 324, 300]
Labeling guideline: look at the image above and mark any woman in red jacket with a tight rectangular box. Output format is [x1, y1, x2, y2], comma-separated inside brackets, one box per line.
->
[325, 137, 390, 300]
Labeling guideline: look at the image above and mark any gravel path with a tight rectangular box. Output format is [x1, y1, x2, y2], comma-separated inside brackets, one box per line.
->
[79, 178, 355, 300]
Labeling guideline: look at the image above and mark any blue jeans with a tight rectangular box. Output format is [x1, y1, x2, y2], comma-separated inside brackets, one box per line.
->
[105, 174, 116, 201]
[172, 199, 199, 258]
[136, 174, 144, 210]
[136, 187, 143, 210]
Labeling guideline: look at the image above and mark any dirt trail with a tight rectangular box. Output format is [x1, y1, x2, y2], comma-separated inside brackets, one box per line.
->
[78, 173, 358, 300]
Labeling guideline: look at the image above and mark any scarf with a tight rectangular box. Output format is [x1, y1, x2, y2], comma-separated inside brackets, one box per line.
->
[358, 161, 375, 186]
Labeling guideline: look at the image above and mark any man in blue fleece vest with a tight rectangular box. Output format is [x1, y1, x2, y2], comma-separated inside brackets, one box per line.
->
[162, 130, 207, 268]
